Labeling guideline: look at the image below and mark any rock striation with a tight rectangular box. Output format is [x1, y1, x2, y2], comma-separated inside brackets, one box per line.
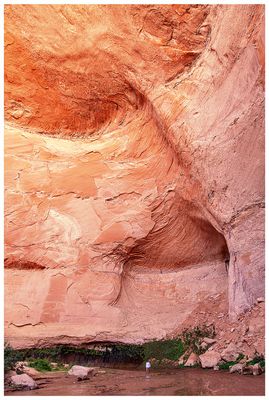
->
[4, 5, 264, 348]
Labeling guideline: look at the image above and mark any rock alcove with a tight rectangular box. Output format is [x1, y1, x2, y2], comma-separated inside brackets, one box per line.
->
[4, 4, 264, 348]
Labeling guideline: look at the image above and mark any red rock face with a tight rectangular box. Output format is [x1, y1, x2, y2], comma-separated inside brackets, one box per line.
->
[4, 4, 264, 348]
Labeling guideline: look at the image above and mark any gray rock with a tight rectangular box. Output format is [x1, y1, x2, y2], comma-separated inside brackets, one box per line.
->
[51, 362, 58, 368]
[4, 370, 17, 384]
[200, 341, 208, 350]
[11, 373, 37, 390]
[242, 365, 254, 375]
[68, 365, 97, 381]
[199, 350, 221, 368]
[252, 363, 262, 376]
[229, 363, 244, 374]
[15, 361, 28, 373]
[203, 337, 216, 345]
[221, 343, 239, 362]
[184, 352, 199, 367]
[178, 354, 185, 365]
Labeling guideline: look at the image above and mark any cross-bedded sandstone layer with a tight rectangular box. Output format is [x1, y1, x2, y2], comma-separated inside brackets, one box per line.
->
[4, 4, 264, 349]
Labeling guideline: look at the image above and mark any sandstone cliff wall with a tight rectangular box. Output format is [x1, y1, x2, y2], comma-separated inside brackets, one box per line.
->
[4, 4, 264, 348]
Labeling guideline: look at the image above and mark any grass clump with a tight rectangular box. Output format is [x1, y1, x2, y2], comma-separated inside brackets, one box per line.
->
[28, 358, 52, 372]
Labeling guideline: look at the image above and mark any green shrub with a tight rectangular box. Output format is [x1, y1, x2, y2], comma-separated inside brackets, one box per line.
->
[181, 325, 215, 355]
[143, 339, 184, 361]
[4, 342, 21, 373]
[247, 354, 264, 366]
[247, 353, 265, 369]
[218, 361, 237, 370]
[28, 359, 52, 372]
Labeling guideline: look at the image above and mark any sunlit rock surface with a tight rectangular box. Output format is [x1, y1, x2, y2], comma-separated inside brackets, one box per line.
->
[4, 4, 264, 348]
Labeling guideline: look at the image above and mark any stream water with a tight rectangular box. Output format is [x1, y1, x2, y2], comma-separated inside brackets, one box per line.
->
[5, 367, 265, 396]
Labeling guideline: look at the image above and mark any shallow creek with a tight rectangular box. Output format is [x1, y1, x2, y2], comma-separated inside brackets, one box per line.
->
[5, 367, 265, 396]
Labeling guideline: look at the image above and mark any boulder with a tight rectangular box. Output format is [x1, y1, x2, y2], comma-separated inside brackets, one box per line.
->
[229, 363, 244, 374]
[200, 342, 208, 351]
[249, 318, 265, 334]
[14, 361, 39, 377]
[203, 337, 216, 345]
[242, 365, 254, 375]
[252, 363, 262, 376]
[213, 365, 219, 371]
[221, 343, 239, 362]
[4, 370, 17, 384]
[68, 365, 97, 381]
[184, 352, 199, 367]
[51, 362, 58, 368]
[11, 373, 37, 390]
[199, 350, 221, 368]
[178, 355, 185, 366]
[15, 361, 28, 373]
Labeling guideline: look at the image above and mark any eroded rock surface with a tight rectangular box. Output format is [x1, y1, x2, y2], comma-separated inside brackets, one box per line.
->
[4, 4, 264, 348]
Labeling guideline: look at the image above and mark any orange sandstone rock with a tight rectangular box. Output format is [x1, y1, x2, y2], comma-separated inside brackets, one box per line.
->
[4, 4, 264, 348]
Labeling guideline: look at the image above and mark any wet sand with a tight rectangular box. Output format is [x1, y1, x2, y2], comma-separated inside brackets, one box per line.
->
[5, 368, 265, 396]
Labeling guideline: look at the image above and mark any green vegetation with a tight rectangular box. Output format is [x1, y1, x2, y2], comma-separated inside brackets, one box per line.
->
[3, 343, 145, 369]
[218, 353, 246, 370]
[110, 344, 144, 362]
[4, 342, 21, 373]
[181, 324, 216, 355]
[138, 324, 215, 365]
[236, 353, 245, 362]
[218, 361, 237, 370]
[143, 339, 184, 361]
[218, 354, 266, 371]
[28, 359, 52, 372]
[4, 325, 215, 373]
[246, 353, 265, 368]
[6, 328, 264, 374]
[4, 325, 214, 373]
[4, 345, 104, 362]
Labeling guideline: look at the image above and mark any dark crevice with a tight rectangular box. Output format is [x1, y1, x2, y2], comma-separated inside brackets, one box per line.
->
[4, 259, 46, 270]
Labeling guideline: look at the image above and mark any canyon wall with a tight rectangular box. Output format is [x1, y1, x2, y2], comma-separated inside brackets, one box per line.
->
[4, 4, 264, 348]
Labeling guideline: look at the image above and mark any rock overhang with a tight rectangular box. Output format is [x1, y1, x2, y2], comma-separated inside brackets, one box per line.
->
[4, 4, 264, 348]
